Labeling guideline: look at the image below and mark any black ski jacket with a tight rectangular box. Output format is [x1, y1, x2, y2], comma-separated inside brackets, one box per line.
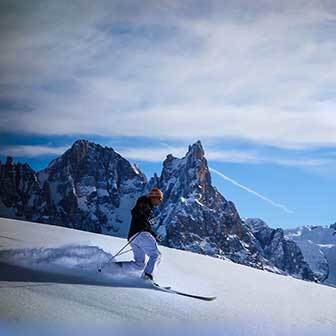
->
[127, 195, 157, 240]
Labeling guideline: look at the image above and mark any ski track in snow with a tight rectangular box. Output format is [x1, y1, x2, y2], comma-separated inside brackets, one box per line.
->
[1, 217, 336, 335]
[0, 244, 150, 288]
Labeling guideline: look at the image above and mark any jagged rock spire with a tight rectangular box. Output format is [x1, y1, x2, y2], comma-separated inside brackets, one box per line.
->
[187, 140, 204, 159]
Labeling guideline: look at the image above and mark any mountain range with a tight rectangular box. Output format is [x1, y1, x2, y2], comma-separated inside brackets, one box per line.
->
[1, 139, 334, 285]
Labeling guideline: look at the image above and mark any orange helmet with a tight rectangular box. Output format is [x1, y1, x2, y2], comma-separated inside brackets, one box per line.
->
[148, 187, 164, 201]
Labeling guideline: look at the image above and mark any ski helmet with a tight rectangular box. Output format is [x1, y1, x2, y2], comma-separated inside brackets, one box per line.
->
[148, 187, 164, 201]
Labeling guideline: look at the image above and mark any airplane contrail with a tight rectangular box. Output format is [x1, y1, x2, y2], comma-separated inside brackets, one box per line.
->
[209, 167, 293, 214]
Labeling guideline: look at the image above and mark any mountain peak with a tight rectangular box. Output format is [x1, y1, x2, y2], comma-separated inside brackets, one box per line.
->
[245, 218, 269, 233]
[64, 139, 120, 165]
[187, 140, 204, 159]
[70, 139, 102, 152]
[73, 139, 90, 146]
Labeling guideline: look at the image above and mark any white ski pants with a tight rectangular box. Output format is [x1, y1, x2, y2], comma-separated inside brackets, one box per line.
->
[123, 231, 162, 276]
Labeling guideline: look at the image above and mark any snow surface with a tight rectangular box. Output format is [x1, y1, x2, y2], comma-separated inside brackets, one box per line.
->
[1, 218, 336, 335]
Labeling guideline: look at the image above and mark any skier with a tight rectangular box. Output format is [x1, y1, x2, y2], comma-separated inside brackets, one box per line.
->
[118, 187, 164, 283]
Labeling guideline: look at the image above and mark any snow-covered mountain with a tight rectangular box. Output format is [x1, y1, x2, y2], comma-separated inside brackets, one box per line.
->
[0, 139, 316, 282]
[285, 224, 336, 286]
[0, 218, 335, 335]
[0, 156, 42, 220]
[245, 218, 315, 281]
[148, 142, 271, 270]
[0, 140, 147, 236]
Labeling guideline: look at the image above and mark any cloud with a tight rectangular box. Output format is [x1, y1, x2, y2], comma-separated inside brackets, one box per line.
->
[209, 167, 293, 214]
[119, 145, 333, 167]
[0, 145, 68, 158]
[0, 140, 332, 169]
[1, 1, 336, 148]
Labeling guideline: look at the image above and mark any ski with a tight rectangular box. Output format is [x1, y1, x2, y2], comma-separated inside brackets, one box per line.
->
[156, 284, 171, 290]
[152, 283, 216, 301]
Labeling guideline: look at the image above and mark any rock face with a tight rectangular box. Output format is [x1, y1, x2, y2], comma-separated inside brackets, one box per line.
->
[285, 225, 336, 285]
[0, 140, 147, 236]
[0, 156, 42, 221]
[38, 140, 147, 235]
[144, 141, 262, 268]
[0, 139, 317, 282]
[245, 218, 316, 281]
[147, 141, 263, 268]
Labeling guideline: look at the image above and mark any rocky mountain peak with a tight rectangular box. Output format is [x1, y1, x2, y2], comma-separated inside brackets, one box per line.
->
[0, 139, 148, 236]
[330, 222, 336, 230]
[45, 139, 146, 182]
[146, 142, 269, 269]
[70, 139, 92, 160]
[245, 218, 270, 234]
[187, 140, 204, 159]
[157, 141, 213, 207]
[49, 139, 106, 168]
[245, 218, 316, 281]
[0, 158, 41, 220]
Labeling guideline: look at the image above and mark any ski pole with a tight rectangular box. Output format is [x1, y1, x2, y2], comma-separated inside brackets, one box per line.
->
[114, 248, 132, 257]
[97, 248, 132, 272]
[98, 232, 140, 272]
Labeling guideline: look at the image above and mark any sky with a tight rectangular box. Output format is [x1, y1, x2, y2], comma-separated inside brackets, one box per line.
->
[0, 0, 335, 229]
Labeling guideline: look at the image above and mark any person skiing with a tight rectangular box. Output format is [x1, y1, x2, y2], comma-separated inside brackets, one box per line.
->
[118, 187, 164, 283]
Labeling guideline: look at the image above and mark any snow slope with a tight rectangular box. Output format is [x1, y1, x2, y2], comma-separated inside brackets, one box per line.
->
[1, 218, 336, 335]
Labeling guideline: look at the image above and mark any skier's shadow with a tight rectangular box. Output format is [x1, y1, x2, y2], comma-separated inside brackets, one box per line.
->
[0, 262, 151, 290]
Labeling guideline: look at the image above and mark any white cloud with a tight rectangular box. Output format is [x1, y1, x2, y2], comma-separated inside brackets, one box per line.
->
[1, 1, 336, 148]
[119, 144, 333, 167]
[0, 145, 68, 158]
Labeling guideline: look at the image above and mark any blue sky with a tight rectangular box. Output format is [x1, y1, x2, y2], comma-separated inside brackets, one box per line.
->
[0, 1, 335, 229]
